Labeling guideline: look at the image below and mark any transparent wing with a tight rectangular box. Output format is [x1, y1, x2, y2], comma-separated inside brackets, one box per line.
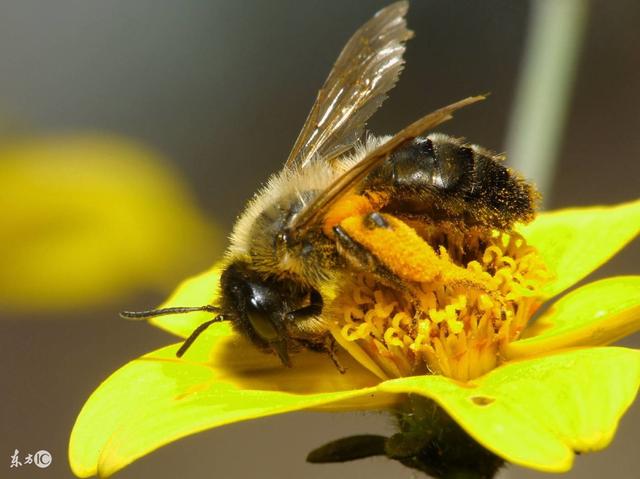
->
[285, 1, 413, 169]
[289, 96, 486, 238]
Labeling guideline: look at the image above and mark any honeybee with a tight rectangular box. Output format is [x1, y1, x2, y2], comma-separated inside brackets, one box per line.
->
[122, 1, 536, 370]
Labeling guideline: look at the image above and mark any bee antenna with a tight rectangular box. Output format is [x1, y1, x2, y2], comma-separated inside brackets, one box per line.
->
[176, 315, 226, 358]
[120, 305, 221, 320]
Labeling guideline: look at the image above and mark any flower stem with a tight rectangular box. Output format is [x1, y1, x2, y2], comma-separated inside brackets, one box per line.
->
[307, 395, 503, 478]
[389, 395, 504, 479]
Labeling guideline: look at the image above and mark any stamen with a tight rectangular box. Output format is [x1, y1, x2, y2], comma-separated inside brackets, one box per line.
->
[330, 229, 551, 381]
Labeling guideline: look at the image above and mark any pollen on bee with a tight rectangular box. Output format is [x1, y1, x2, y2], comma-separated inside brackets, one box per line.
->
[329, 228, 552, 381]
[322, 192, 388, 237]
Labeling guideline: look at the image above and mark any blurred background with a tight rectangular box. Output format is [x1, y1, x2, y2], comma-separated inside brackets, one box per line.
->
[1, 0, 638, 478]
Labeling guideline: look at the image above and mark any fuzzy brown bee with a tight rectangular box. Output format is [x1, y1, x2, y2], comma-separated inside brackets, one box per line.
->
[122, 1, 537, 370]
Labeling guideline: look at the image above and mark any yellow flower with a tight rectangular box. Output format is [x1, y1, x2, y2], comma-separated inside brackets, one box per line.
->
[69, 200, 640, 477]
[0, 134, 219, 312]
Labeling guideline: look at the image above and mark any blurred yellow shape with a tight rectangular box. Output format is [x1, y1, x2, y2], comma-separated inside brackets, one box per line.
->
[0, 134, 219, 312]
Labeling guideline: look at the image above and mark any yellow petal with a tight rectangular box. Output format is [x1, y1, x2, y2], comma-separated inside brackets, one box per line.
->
[379, 347, 640, 472]
[69, 322, 390, 478]
[150, 265, 224, 338]
[0, 134, 219, 312]
[505, 276, 640, 359]
[518, 200, 640, 298]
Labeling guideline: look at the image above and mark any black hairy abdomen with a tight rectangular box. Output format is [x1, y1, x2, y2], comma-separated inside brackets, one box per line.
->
[362, 136, 535, 230]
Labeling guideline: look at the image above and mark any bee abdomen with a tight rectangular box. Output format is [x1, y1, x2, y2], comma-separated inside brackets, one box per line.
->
[362, 134, 537, 230]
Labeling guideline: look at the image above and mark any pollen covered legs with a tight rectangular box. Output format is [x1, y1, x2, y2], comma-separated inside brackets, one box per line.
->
[332, 212, 488, 291]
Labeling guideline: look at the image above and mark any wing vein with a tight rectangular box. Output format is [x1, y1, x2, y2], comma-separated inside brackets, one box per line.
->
[285, 1, 413, 170]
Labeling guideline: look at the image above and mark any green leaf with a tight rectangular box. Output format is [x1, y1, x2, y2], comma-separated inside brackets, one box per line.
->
[506, 276, 640, 359]
[518, 200, 639, 298]
[379, 347, 640, 472]
[69, 323, 390, 478]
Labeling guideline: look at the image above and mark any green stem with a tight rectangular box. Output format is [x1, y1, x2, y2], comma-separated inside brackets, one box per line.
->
[307, 395, 504, 478]
[389, 395, 504, 479]
[505, 0, 589, 205]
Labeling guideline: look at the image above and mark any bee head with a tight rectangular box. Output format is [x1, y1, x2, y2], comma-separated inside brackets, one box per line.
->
[220, 261, 305, 367]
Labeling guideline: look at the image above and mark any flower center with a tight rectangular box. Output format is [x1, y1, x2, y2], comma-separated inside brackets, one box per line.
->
[329, 227, 551, 381]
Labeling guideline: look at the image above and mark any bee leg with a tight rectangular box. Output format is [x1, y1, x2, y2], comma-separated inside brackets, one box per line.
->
[324, 335, 346, 374]
[316, 334, 347, 374]
[283, 292, 344, 371]
[333, 219, 420, 293]
[327, 350, 346, 375]
[297, 334, 346, 374]
[336, 212, 490, 294]
[284, 289, 323, 322]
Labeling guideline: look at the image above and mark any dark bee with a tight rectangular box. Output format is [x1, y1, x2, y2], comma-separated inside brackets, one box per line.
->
[122, 2, 536, 370]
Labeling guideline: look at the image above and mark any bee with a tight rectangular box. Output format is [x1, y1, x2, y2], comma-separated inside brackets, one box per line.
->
[122, 1, 536, 370]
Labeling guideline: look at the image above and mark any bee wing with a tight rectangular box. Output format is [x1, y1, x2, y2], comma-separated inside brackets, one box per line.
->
[285, 1, 413, 170]
[289, 95, 486, 237]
